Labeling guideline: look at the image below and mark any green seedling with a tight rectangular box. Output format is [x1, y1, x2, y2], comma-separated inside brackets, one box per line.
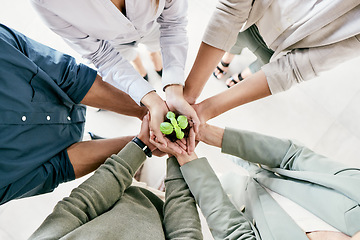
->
[160, 111, 188, 140]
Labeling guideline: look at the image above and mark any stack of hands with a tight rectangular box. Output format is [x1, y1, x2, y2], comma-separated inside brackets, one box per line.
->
[137, 84, 218, 166]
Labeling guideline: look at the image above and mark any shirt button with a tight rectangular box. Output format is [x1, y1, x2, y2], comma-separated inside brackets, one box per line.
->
[67, 116, 71, 121]
[21, 116, 26, 122]
[46, 116, 51, 121]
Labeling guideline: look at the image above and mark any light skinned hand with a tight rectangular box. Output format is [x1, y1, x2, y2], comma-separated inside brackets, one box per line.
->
[141, 91, 169, 148]
[165, 85, 200, 153]
[150, 131, 187, 155]
[149, 136, 197, 166]
[137, 113, 157, 152]
[137, 113, 166, 157]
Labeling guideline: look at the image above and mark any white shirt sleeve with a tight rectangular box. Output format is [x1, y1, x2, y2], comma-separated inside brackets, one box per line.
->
[31, 0, 154, 105]
[262, 35, 360, 94]
[157, 0, 189, 90]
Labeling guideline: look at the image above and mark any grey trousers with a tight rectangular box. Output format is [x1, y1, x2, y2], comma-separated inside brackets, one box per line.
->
[229, 25, 274, 73]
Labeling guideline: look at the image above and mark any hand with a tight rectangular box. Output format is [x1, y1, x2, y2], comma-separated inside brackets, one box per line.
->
[165, 85, 200, 153]
[137, 113, 157, 152]
[141, 91, 169, 147]
[137, 113, 170, 157]
[149, 136, 197, 166]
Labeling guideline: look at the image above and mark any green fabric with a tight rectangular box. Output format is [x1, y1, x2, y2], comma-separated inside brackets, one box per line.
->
[29, 143, 202, 240]
[229, 25, 274, 73]
[222, 127, 360, 236]
[163, 157, 203, 239]
[181, 158, 256, 240]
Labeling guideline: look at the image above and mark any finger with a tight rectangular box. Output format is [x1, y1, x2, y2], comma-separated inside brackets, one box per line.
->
[141, 114, 150, 130]
[154, 131, 167, 147]
[179, 137, 186, 145]
[167, 141, 185, 154]
[191, 115, 200, 134]
[187, 127, 196, 154]
[175, 139, 187, 151]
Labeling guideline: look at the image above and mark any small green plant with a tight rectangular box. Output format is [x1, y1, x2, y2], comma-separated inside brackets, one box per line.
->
[160, 111, 189, 140]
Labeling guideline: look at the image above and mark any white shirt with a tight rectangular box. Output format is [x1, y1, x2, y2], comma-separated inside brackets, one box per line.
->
[31, 0, 189, 105]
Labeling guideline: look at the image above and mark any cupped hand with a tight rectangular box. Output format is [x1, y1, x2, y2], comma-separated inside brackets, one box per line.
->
[137, 113, 157, 152]
[141, 91, 169, 147]
[137, 113, 168, 157]
[165, 85, 200, 153]
[149, 136, 197, 166]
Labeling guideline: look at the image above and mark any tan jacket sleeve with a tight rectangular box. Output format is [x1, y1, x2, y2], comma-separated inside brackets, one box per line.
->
[263, 34, 360, 94]
[202, 0, 253, 51]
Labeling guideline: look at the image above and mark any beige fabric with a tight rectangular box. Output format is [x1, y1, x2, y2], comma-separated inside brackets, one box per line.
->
[203, 0, 360, 95]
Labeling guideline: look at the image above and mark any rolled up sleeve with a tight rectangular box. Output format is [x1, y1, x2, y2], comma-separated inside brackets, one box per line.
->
[263, 35, 360, 94]
[158, 0, 189, 90]
[202, 0, 252, 52]
[31, 0, 154, 105]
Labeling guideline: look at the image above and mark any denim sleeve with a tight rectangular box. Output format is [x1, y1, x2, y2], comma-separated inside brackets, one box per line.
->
[0, 24, 96, 103]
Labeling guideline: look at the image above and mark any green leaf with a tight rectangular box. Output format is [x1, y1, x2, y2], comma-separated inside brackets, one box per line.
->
[174, 125, 184, 139]
[177, 115, 188, 129]
[166, 111, 176, 120]
[160, 122, 173, 135]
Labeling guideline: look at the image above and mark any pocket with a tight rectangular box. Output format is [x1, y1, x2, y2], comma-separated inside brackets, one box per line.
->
[30, 69, 57, 103]
[30, 67, 73, 106]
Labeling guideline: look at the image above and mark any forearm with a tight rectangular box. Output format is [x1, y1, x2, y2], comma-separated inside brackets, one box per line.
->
[81, 75, 147, 119]
[197, 124, 224, 148]
[67, 135, 134, 178]
[184, 42, 225, 104]
[198, 70, 271, 121]
[163, 157, 202, 239]
[264, 35, 360, 95]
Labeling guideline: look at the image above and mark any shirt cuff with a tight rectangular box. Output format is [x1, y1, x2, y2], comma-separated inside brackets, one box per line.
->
[128, 78, 156, 105]
[162, 66, 185, 91]
[180, 157, 212, 182]
[166, 157, 183, 180]
[221, 127, 242, 155]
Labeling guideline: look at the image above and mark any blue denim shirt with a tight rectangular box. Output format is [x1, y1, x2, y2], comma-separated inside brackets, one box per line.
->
[0, 24, 96, 195]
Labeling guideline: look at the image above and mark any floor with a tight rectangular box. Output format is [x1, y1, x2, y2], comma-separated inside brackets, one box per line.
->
[1, 0, 360, 239]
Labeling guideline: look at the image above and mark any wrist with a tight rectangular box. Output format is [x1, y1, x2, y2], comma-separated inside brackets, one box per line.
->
[183, 87, 197, 105]
[200, 124, 224, 148]
[175, 152, 197, 166]
[132, 136, 152, 157]
[165, 84, 183, 100]
[141, 91, 162, 111]
[140, 91, 161, 109]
